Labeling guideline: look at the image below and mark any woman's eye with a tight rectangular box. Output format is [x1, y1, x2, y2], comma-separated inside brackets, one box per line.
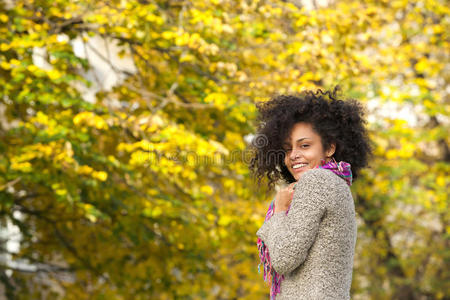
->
[301, 144, 310, 148]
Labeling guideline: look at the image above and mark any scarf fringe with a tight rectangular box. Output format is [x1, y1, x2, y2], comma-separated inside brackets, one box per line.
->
[257, 238, 284, 299]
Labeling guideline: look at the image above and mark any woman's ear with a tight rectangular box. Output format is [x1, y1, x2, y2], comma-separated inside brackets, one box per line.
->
[326, 143, 336, 157]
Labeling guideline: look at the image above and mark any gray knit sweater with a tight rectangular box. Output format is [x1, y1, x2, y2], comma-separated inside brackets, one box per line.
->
[256, 168, 357, 300]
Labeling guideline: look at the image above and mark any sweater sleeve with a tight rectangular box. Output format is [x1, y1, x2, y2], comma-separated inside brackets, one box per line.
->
[256, 169, 330, 275]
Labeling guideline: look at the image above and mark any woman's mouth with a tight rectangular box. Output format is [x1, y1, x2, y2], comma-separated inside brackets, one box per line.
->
[292, 163, 308, 172]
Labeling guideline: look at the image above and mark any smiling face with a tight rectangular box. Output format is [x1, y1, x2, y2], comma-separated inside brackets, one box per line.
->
[283, 122, 335, 181]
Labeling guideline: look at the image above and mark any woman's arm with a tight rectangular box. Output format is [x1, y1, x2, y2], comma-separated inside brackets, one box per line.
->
[256, 169, 330, 275]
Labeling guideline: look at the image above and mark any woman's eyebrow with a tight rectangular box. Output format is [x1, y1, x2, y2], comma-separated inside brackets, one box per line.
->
[295, 137, 311, 142]
[283, 137, 311, 146]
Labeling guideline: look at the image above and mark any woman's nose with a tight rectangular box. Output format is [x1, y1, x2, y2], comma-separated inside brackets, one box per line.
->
[290, 148, 302, 160]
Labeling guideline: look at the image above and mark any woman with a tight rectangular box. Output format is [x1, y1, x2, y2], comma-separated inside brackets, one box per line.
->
[250, 87, 372, 299]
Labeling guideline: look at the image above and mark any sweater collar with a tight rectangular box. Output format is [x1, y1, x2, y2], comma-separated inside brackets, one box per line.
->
[293, 159, 353, 187]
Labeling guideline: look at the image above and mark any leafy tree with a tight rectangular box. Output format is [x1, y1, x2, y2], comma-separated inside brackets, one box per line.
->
[0, 0, 448, 299]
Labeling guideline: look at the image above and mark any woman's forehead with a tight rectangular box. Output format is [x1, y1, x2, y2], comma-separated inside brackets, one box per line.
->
[283, 136, 313, 146]
[284, 123, 317, 142]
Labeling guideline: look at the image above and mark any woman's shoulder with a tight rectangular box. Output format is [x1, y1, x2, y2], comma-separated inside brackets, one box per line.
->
[293, 168, 352, 206]
[294, 168, 348, 190]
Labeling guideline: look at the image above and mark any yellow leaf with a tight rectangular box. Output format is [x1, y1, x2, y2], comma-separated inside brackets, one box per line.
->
[386, 149, 397, 159]
[0, 61, 10, 70]
[415, 58, 428, 73]
[0, 43, 10, 51]
[94, 117, 108, 130]
[35, 111, 49, 125]
[93, 171, 108, 181]
[147, 188, 158, 196]
[27, 64, 38, 72]
[436, 176, 446, 187]
[200, 185, 214, 195]
[161, 31, 175, 39]
[9, 59, 20, 65]
[179, 53, 196, 63]
[218, 215, 232, 226]
[47, 69, 62, 80]
[0, 14, 8, 23]
[152, 207, 162, 217]
[11, 162, 32, 172]
[77, 165, 94, 175]
[175, 33, 190, 46]
[55, 189, 67, 196]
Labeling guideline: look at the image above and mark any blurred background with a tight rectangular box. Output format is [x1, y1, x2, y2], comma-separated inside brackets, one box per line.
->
[0, 0, 448, 299]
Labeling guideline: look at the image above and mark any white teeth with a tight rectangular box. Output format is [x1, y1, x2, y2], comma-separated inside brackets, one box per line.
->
[292, 163, 308, 169]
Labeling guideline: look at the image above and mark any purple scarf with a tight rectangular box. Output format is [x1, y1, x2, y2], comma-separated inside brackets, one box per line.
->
[257, 159, 353, 299]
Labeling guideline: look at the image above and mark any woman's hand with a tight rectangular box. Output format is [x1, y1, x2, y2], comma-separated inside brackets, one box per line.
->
[274, 182, 296, 213]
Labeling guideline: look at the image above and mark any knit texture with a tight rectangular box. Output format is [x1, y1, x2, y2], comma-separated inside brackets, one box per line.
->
[256, 167, 357, 299]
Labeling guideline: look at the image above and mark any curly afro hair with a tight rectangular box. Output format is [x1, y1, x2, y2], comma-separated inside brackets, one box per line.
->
[249, 86, 373, 191]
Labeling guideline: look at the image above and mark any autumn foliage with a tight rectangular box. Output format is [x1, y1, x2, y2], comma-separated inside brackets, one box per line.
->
[0, 0, 448, 299]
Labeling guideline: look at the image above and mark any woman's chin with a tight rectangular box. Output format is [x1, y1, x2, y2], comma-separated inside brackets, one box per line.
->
[293, 172, 303, 181]
[292, 168, 310, 181]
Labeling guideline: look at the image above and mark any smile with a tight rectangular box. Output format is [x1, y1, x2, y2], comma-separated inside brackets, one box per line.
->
[292, 163, 308, 169]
